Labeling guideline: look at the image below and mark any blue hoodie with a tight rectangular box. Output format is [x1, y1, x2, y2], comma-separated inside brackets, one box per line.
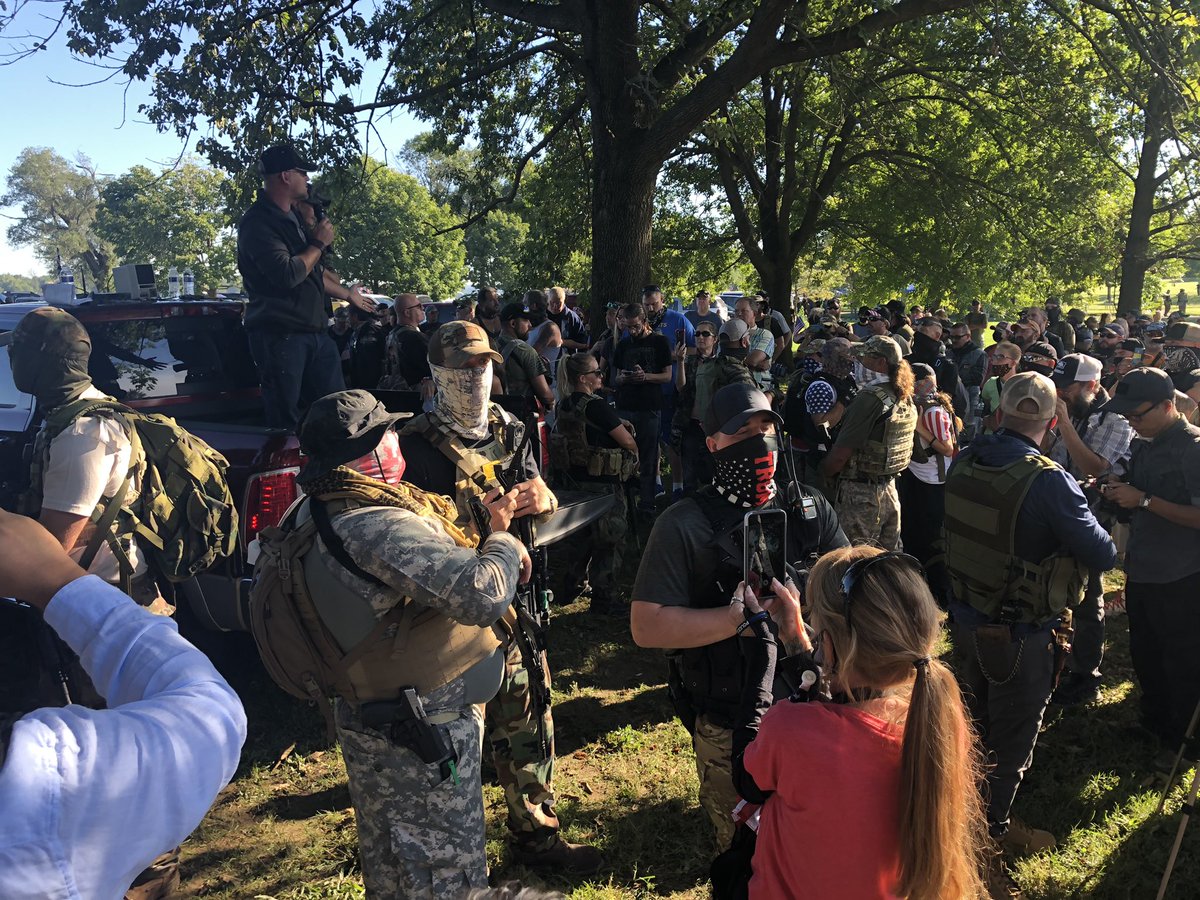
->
[947, 429, 1117, 628]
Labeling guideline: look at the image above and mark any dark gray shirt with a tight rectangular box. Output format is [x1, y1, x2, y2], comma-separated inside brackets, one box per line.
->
[1124, 417, 1200, 583]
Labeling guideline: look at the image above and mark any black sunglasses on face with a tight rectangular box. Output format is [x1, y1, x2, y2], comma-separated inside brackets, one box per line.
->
[839, 551, 926, 631]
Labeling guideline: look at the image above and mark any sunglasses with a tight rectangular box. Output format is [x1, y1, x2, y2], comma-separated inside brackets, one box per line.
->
[839, 551, 926, 631]
[1125, 401, 1162, 421]
[696, 331, 716, 338]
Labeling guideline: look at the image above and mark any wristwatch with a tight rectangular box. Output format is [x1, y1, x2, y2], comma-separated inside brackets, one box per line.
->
[1139, 493, 1153, 510]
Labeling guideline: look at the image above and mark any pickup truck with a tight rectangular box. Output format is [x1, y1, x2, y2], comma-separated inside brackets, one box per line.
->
[0, 298, 544, 633]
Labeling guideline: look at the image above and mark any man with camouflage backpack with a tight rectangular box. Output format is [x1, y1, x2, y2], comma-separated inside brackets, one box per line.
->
[5, 306, 237, 900]
[254, 389, 530, 898]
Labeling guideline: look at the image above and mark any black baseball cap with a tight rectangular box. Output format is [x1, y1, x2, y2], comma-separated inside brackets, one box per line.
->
[499, 302, 530, 323]
[702, 383, 783, 437]
[258, 143, 318, 175]
[1097, 367, 1175, 415]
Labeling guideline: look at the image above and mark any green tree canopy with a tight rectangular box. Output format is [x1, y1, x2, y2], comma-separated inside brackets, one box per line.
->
[96, 161, 238, 296]
[318, 160, 467, 298]
[2, 147, 114, 289]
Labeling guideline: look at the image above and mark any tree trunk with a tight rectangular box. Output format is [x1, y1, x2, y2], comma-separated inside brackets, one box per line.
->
[763, 261, 797, 323]
[588, 151, 658, 337]
[1117, 95, 1166, 316]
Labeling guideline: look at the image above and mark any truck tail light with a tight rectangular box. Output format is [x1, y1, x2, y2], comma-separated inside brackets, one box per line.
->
[243, 467, 299, 545]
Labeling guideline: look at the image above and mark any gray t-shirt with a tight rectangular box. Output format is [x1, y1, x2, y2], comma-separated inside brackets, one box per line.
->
[1124, 418, 1200, 583]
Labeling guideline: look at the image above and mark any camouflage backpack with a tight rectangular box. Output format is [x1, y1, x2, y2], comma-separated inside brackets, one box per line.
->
[31, 398, 238, 591]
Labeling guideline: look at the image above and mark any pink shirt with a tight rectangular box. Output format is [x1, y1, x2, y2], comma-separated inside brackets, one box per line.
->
[743, 702, 904, 900]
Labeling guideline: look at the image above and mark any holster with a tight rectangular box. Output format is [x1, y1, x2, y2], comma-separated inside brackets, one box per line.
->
[360, 687, 459, 783]
[666, 655, 698, 736]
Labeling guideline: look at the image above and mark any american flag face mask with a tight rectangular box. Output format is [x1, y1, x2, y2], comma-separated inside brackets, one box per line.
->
[710, 432, 779, 508]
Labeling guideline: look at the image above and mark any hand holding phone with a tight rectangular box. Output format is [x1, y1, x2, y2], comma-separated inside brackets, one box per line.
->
[743, 509, 787, 601]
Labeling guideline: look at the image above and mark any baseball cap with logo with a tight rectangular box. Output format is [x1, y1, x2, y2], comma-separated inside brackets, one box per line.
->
[999, 372, 1058, 421]
[853, 334, 903, 366]
[499, 302, 531, 323]
[719, 318, 749, 342]
[1050, 353, 1103, 387]
[257, 143, 318, 175]
[702, 382, 783, 436]
[1096, 367, 1176, 415]
[428, 321, 503, 367]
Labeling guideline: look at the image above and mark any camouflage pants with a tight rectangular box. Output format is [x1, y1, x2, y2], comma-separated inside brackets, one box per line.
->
[833, 477, 901, 550]
[336, 699, 487, 899]
[551, 480, 628, 603]
[692, 714, 738, 852]
[485, 639, 558, 851]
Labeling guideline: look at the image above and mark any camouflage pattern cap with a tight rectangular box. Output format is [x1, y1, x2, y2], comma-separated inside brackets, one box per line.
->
[11, 307, 91, 358]
[429, 321, 504, 368]
[853, 334, 903, 366]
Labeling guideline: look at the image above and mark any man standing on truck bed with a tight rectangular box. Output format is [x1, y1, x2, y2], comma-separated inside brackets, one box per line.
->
[237, 142, 377, 429]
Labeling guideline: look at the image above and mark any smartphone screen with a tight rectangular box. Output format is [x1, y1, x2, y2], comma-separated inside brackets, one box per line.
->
[675, 328, 685, 344]
[743, 509, 788, 600]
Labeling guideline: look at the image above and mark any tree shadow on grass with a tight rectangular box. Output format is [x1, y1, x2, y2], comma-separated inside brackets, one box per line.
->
[253, 783, 353, 821]
[552, 686, 674, 756]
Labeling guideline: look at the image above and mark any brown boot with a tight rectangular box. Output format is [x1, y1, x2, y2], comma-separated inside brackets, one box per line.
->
[1000, 817, 1056, 858]
[124, 848, 181, 900]
[513, 838, 604, 875]
[986, 849, 1024, 900]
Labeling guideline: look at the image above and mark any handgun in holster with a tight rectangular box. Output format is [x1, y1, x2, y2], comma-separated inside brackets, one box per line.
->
[360, 687, 460, 784]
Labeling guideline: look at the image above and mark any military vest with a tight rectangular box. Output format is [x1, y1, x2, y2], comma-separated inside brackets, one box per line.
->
[845, 385, 917, 477]
[549, 393, 636, 481]
[672, 486, 825, 727]
[250, 493, 507, 727]
[944, 453, 1088, 623]
[400, 405, 522, 525]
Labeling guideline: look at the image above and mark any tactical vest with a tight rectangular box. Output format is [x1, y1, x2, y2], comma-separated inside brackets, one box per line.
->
[845, 385, 917, 477]
[672, 486, 824, 728]
[400, 405, 522, 525]
[944, 453, 1088, 623]
[549, 393, 636, 481]
[250, 494, 506, 728]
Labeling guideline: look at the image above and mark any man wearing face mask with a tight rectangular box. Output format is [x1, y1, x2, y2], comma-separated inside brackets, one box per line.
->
[7, 308, 181, 896]
[783, 337, 859, 493]
[272, 390, 529, 898]
[397, 323, 599, 873]
[820, 335, 917, 548]
[1019, 340, 1058, 379]
[631, 383, 847, 850]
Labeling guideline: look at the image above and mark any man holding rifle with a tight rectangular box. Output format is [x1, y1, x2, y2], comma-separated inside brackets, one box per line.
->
[398, 321, 601, 872]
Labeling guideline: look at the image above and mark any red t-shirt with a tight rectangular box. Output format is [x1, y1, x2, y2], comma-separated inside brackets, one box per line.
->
[743, 702, 905, 900]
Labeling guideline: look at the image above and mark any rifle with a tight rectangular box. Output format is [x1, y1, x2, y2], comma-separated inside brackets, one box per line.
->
[467, 415, 554, 760]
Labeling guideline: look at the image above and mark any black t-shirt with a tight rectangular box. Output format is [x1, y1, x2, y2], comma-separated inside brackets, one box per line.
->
[393, 327, 432, 387]
[565, 392, 622, 448]
[399, 427, 540, 499]
[351, 321, 387, 389]
[632, 488, 848, 609]
[612, 333, 672, 411]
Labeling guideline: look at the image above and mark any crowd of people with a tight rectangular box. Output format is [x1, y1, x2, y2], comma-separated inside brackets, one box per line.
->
[2, 142, 1200, 900]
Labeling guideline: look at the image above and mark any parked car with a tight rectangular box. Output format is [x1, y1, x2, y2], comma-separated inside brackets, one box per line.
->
[0, 297, 545, 632]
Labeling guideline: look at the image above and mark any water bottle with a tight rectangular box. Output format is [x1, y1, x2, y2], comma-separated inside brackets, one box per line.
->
[58, 263, 74, 287]
[168, 266, 181, 298]
[183, 268, 195, 297]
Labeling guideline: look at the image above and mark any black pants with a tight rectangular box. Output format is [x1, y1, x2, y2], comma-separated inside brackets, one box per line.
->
[618, 408, 661, 509]
[1127, 574, 1200, 747]
[680, 420, 710, 491]
[897, 470, 949, 605]
[1066, 568, 1105, 679]
[950, 618, 1056, 832]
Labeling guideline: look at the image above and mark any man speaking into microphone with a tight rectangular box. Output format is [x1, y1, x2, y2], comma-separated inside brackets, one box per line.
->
[237, 142, 376, 429]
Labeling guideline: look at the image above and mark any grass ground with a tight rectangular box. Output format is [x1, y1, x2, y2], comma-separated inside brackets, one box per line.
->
[177, 553, 1200, 899]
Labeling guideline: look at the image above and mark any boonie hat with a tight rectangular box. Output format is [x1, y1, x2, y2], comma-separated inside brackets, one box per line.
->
[853, 334, 903, 366]
[297, 390, 411, 484]
[1097, 368, 1176, 415]
[1051, 353, 1103, 387]
[719, 318, 749, 342]
[999, 372, 1058, 421]
[428, 320, 504, 367]
[702, 383, 784, 437]
[258, 143, 318, 175]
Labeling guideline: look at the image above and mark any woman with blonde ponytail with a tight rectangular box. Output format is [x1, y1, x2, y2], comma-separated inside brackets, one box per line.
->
[729, 545, 988, 899]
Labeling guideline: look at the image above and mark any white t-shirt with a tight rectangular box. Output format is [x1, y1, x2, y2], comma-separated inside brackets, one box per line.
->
[41, 387, 147, 583]
[907, 405, 955, 485]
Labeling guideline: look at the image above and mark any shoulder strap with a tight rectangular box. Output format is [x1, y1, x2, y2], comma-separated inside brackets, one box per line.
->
[308, 499, 388, 589]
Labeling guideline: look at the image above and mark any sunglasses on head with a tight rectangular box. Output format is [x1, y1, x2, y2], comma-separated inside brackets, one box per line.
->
[839, 551, 926, 631]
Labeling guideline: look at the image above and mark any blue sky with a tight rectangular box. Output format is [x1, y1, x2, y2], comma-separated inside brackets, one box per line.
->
[0, 39, 423, 277]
